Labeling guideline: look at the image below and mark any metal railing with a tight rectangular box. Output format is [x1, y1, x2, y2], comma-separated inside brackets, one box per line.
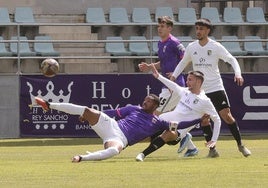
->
[0, 22, 268, 73]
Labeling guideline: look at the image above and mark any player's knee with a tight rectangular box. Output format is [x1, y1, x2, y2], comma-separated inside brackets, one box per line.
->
[161, 130, 178, 142]
[107, 147, 120, 156]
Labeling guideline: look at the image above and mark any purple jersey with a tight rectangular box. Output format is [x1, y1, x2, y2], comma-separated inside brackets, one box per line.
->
[104, 105, 170, 146]
[158, 34, 185, 87]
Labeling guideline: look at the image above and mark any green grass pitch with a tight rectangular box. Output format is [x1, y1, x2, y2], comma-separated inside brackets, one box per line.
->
[0, 135, 268, 188]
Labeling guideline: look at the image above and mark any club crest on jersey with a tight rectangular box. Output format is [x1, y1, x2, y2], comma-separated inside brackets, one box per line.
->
[193, 99, 199, 104]
[163, 45, 167, 53]
[207, 50, 212, 56]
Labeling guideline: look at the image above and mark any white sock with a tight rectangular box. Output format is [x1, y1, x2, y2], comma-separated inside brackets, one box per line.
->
[50, 103, 86, 116]
[187, 140, 196, 150]
[80, 147, 120, 161]
[178, 125, 196, 138]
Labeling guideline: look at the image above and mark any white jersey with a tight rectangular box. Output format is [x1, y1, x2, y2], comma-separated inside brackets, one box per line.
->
[173, 38, 242, 93]
[158, 75, 221, 142]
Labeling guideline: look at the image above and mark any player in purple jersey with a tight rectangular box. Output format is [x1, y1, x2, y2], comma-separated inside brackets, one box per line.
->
[35, 95, 201, 162]
[139, 16, 186, 115]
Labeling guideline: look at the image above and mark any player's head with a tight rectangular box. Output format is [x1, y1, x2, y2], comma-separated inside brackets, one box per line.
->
[186, 71, 204, 92]
[195, 18, 213, 38]
[157, 16, 174, 39]
[142, 94, 160, 113]
[157, 16, 174, 28]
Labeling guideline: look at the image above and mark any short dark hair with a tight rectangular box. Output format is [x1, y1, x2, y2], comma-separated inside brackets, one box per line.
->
[188, 70, 204, 84]
[157, 16, 174, 27]
[148, 94, 160, 107]
[195, 18, 212, 30]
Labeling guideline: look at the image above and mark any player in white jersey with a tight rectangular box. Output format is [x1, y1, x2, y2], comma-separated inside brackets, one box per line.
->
[136, 64, 221, 161]
[171, 18, 251, 157]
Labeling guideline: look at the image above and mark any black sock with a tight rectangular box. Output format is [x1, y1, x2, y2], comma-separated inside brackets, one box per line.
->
[202, 125, 215, 150]
[142, 136, 165, 156]
[228, 122, 242, 146]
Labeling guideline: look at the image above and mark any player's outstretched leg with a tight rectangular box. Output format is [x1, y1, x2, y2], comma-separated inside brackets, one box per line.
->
[35, 97, 50, 111]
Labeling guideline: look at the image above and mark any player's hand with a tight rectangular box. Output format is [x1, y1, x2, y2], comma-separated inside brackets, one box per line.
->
[234, 75, 244, 86]
[150, 63, 159, 78]
[170, 76, 176, 82]
[206, 141, 216, 148]
[166, 72, 173, 79]
[138, 62, 150, 72]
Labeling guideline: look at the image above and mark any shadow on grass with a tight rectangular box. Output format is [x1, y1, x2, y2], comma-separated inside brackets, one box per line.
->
[0, 137, 102, 147]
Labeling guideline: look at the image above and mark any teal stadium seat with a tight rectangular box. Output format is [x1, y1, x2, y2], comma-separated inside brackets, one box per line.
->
[201, 7, 221, 23]
[86, 8, 106, 23]
[0, 36, 12, 56]
[155, 7, 174, 22]
[221, 36, 247, 56]
[0, 7, 11, 23]
[34, 36, 60, 56]
[129, 36, 150, 56]
[109, 8, 129, 23]
[132, 8, 152, 23]
[223, 7, 244, 23]
[14, 7, 35, 23]
[178, 8, 197, 24]
[244, 36, 268, 55]
[105, 36, 131, 56]
[177, 36, 193, 48]
[10, 36, 36, 56]
[246, 7, 266, 23]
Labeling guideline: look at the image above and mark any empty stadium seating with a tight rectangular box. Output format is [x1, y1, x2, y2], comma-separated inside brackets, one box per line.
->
[221, 36, 247, 56]
[246, 7, 267, 23]
[0, 36, 12, 56]
[129, 36, 150, 56]
[201, 7, 221, 23]
[0, 8, 11, 23]
[155, 7, 174, 22]
[14, 7, 35, 23]
[86, 8, 106, 24]
[105, 36, 131, 56]
[132, 8, 152, 23]
[244, 36, 268, 56]
[178, 8, 197, 24]
[223, 7, 244, 23]
[10, 36, 36, 56]
[34, 36, 60, 56]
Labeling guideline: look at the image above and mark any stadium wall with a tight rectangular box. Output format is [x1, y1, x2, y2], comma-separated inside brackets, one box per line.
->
[0, 75, 20, 138]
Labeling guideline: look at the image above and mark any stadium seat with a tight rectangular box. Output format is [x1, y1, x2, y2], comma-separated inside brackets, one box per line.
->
[10, 36, 36, 56]
[0, 36, 12, 56]
[105, 36, 131, 56]
[86, 8, 106, 23]
[129, 36, 150, 56]
[221, 36, 247, 56]
[109, 7, 129, 23]
[200, 7, 221, 23]
[155, 7, 174, 22]
[14, 7, 35, 23]
[178, 8, 197, 24]
[246, 7, 266, 23]
[0, 7, 11, 23]
[177, 36, 193, 48]
[34, 36, 60, 56]
[223, 7, 244, 23]
[152, 36, 160, 55]
[132, 8, 152, 23]
[244, 36, 268, 55]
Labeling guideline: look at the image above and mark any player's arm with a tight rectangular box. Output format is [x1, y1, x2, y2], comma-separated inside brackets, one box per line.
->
[203, 102, 221, 147]
[138, 61, 160, 72]
[171, 47, 191, 81]
[150, 63, 183, 95]
[103, 105, 135, 120]
[218, 44, 244, 86]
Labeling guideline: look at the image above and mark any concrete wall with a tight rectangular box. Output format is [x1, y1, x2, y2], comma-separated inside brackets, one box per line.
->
[0, 75, 20, 138]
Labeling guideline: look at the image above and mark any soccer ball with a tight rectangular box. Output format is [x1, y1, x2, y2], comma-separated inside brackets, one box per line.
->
[40, 58, 59, 77]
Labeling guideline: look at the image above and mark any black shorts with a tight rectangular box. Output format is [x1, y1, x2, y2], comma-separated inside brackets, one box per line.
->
[206, 90, 230, 112]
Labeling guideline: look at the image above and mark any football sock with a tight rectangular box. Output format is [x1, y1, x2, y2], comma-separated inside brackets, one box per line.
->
[228, 122, 242, 146]
[80, 147, 119, 161]
[187, 140, 196, 150]
[49, 103, 86, 116]
[202, 124, 216, 150]
[142, 136, 165, 157]
[202, 125, 213, 142]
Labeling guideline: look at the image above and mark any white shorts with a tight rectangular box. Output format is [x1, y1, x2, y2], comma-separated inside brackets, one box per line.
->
[157, 88, 180, 113]
[91, 112, 128, 148]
